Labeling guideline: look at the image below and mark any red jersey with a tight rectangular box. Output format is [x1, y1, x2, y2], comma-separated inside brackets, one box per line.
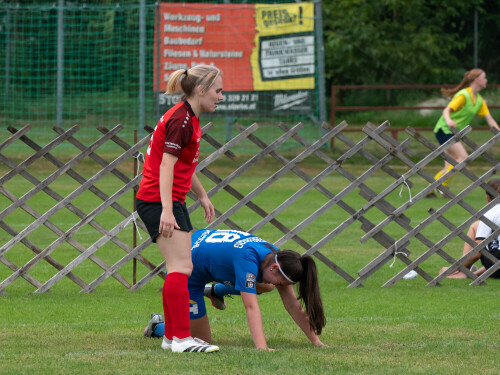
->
[136, 101, 201, 203]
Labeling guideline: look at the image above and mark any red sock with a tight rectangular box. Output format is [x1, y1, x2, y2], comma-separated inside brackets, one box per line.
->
[162, 278, 173, 340]
[163, 272, 191, 340]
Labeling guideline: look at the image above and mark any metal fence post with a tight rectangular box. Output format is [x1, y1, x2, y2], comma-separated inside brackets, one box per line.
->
[139, 0, 146, 138]
[56, 0, 64, 128]
[314, 0, 327, 125]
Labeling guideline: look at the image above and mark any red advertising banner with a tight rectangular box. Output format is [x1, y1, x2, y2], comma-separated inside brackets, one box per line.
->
[154, 3, 256, 91]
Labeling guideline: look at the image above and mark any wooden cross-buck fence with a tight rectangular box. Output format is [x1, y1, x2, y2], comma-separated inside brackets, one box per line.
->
[0, 121, 499, 294]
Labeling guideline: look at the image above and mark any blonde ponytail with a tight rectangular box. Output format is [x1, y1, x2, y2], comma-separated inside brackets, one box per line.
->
[166, 64, 221, 101]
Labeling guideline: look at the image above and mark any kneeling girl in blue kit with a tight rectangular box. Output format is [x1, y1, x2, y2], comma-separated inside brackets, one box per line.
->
[144, 229, 326, 351]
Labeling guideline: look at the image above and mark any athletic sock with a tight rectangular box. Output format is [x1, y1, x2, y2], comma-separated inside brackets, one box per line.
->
[154, 323, 165, 337]
[162, 277, 173, 340]
[441, 164, 455, 187]
[214, 283, 238, 297]
[433, 169, 444, 181]
[163, 272, 191, 340]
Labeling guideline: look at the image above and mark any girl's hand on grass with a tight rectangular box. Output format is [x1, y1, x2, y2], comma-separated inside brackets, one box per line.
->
[257, 346, 276, 352]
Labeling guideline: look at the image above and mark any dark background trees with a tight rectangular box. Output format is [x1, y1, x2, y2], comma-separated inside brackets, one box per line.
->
[322, 0, 499, 87]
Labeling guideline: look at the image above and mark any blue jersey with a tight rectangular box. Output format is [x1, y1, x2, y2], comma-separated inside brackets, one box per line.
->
[190, 229, 277, 294]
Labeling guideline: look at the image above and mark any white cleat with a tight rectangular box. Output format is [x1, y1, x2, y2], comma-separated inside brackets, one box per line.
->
[171, 336, 220, 353]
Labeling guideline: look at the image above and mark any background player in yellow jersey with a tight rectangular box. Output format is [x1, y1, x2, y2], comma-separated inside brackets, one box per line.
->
[428, 69, 500, 198]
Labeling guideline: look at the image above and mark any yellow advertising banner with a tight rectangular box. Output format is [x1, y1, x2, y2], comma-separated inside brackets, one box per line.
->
[251, 3, 315, 91]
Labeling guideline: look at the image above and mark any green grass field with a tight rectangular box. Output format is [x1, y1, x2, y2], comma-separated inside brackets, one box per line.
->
[1, 143, 500, 374]
[1, 277, 499, 374]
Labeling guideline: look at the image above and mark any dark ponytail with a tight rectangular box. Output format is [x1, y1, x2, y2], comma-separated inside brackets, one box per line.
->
[277, 250, 326, 335]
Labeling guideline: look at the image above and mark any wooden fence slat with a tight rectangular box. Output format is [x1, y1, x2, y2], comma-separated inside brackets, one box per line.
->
[200, 121, 216, 135]
[96, 125, 146, 163]
[0, 254, 44, 290]
[127, 255, 165, 292]
[0, 174, 142, 291]
[360, 127, 500, 243]
[0, 124, 30, 152]
[190, 122, 303, 212]
[365, 121, 414, 157]
[0, 217, 88, 290]
[208, 122, 346, 229]
[0, 124, 121, 221]
[201, 132, 237, 161]
[0, 135, 148, 256]
[18, 126, 144, 234]
[0, 125, 79, 188]
[35, 212, 141, 293]
[83, 239, 153, 293]
[0, 168, 132, 289]
[276, 139, 410, 249]
[196, 123, 259, 172]
[335, 123, 411, 185]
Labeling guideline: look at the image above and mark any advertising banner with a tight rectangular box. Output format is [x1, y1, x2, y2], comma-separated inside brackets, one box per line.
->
[155, 2, 316, 116]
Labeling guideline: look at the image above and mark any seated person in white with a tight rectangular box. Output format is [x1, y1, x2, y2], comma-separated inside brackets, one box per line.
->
[439, 179, 500, 279]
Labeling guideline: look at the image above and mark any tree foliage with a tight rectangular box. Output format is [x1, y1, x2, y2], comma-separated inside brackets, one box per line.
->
[322, 0, 497, 86]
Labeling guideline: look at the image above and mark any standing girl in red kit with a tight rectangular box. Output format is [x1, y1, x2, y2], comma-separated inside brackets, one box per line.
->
[136, 65, 223, 353]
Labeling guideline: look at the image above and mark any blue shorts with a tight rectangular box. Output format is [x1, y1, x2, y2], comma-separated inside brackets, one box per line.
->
[435, 129, 454, 145]
[188, 281, 207, 320]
